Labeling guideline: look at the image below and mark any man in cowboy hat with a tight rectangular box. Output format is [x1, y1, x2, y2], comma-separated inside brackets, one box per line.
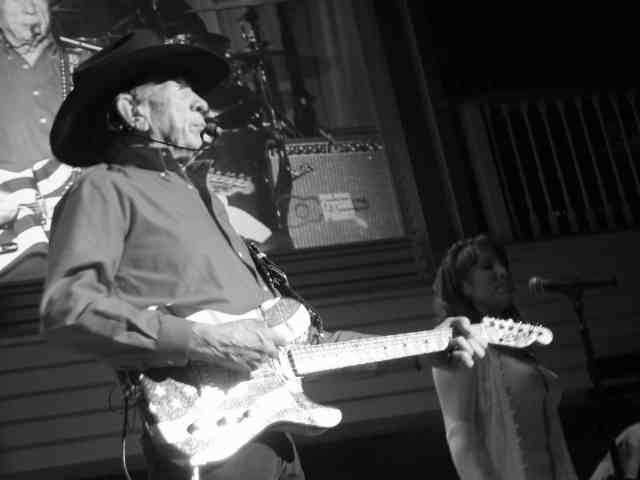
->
[39, 29, 487, 479]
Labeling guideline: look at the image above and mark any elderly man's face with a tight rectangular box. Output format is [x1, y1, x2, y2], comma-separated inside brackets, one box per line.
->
[0, 0, 50, 48]
[133, 80, 210, 151]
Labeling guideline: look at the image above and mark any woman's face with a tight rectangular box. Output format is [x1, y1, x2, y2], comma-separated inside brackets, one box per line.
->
[462, 249, 514, 316]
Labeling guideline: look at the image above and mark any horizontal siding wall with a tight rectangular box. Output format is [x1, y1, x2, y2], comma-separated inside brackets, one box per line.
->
[0, 338, 130, 479]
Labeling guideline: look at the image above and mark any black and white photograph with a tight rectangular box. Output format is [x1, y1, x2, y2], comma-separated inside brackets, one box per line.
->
[1, 1, 639, 479]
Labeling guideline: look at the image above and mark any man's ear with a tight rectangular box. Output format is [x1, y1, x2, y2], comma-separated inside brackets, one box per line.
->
[115, 93, 149, 132]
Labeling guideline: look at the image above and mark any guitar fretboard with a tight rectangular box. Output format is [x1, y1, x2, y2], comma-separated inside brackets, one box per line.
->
[287, 328, 455, 375]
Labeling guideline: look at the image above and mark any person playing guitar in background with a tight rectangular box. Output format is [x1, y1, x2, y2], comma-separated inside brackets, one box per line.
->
[0, 0, 88, 282]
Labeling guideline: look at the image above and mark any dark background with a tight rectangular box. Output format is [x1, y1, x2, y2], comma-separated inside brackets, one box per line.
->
[413, 4, 640, 97]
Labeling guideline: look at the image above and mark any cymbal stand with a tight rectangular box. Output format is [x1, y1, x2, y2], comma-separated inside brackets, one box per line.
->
[238, 7, 301, 139]
[569, 289, 626, 479]
[233, 7, 298, 241]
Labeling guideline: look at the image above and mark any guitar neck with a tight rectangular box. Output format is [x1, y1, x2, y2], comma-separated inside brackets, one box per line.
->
[288, 327, 459, 376]
[286, 317, 552, 376]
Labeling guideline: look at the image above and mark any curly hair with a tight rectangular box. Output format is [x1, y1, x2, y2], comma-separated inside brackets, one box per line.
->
[432, 234, 511, 322]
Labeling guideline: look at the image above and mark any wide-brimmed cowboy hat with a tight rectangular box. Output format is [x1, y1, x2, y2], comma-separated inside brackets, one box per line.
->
[50, 29, 230, 167]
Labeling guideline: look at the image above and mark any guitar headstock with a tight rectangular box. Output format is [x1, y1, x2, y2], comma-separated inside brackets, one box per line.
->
[481, 317, 553, 348]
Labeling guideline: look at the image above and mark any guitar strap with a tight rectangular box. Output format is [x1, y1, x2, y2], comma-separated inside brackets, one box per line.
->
[245, 240, 324, 343]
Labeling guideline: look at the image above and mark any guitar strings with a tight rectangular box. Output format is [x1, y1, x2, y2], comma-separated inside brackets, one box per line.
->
[288, 319, 545, 362]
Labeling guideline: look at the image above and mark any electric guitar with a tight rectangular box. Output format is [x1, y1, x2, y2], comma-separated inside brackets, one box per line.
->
[136, 297, 553, 467]
[0, 159, 79, 278]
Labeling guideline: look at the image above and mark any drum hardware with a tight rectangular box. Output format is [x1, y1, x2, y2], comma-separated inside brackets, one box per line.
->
[228, 49, 329, 78]
[181, 3, 310, 250]
[235, 7, 294, 136]
[208, 98, 264, 131]
[185, 0, 288, 14]
[206, 83, 255, 111]
[289, 164, 314, 180]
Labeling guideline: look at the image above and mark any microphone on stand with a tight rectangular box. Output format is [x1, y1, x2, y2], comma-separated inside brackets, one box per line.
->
[528, 276, 617, 296]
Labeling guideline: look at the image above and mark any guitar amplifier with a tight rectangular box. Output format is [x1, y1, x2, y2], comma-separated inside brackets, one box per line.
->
[282, 138, 404, 249]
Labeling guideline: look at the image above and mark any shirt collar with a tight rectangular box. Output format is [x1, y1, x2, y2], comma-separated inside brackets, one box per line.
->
[107, 139, 187, 175]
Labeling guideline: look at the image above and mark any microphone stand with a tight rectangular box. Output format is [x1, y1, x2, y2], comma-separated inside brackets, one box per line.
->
[569, 288, 626, 479]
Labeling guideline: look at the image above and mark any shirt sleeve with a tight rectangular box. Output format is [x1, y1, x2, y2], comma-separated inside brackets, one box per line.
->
[40, 169, 193, 371]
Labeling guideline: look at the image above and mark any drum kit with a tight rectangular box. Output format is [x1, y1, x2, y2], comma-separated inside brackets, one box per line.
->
[54, 0, 321, 251]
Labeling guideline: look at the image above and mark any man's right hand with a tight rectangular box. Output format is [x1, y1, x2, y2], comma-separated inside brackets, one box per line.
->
[189, 318, 288, 372]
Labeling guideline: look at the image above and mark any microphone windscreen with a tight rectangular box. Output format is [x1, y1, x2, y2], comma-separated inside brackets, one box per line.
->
[528, 276, 544, 294]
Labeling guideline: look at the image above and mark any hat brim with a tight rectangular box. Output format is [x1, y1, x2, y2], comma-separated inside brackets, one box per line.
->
[51, 42, 229, 167]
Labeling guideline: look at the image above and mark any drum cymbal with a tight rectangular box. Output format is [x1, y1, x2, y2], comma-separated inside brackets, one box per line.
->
[166, 32, 231, 57]
[186, 0, 287, 13]
[229, 49, 331, 75]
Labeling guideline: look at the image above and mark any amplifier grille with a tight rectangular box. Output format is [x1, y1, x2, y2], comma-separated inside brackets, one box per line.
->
[284, 140, 404, 248]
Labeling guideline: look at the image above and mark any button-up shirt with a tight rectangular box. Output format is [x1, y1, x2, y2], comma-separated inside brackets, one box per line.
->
[40, 143, 274, 371]
[0, 38, 62, 172]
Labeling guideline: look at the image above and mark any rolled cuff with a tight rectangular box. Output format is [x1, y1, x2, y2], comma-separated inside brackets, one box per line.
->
[157, 315, 192, 367]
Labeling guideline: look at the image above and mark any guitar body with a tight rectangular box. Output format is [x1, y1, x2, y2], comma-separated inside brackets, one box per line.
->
[0, 214, 49, 278]
[139, 358, 341, 467]
[0, 160, 79, 278]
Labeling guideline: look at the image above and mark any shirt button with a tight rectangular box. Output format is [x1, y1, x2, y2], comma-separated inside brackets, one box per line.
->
[39, 117, 48, 124]
[33, 90, 40, 96]
[22, 64, 29, 69]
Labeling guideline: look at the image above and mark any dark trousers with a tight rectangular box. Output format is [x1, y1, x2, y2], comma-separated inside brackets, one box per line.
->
[143, 431, 306, 480]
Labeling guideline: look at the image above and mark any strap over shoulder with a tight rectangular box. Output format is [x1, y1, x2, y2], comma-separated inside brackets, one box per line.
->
[245, 240, 324, 341]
